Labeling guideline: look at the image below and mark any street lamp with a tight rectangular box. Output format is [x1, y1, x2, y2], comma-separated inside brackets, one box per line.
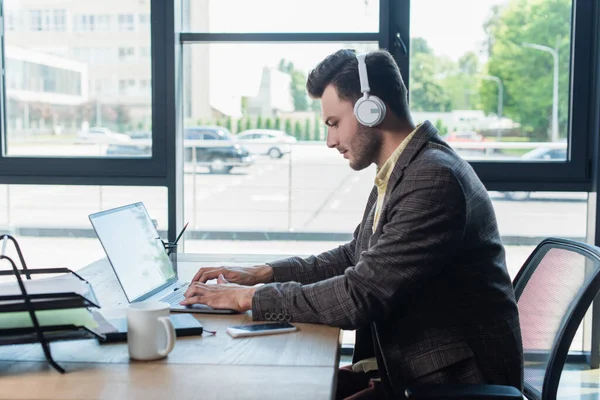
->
[481, 75, 503, 139]
[522, 41, 559, 142]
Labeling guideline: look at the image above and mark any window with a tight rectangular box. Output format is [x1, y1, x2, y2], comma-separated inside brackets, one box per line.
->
[0, 184, 167, 270]
[118, 47, 135, 62]
[408, 0, 589, 189]
[183, 0, 378, 33]
[139, 13, 150, 29]
[118, 14, 135, 31]
[182, 42, 377, 231]
[3, 0, 153, 161]
[73, 14, 111, 32]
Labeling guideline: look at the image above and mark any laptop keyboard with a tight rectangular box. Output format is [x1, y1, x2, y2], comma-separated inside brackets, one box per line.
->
[160, 283, 189, 305]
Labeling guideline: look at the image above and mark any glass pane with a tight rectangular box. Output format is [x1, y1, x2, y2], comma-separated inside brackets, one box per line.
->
[3, 0, 152, 158]
[410, 0, 572, 162]
[182, 42, 377, 235]
[0, 185, 167, 282]
[182, 0, 379, 33]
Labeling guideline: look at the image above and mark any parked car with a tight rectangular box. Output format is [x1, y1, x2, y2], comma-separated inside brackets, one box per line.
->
[502, 146, 568, 200]
[106, 126, 253, 174]
[184, 126, 253, 174]
[78, 127, 131, 143]
[235, 129, 297, 159]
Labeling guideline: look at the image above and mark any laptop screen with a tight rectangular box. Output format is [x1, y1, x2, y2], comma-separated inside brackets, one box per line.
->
[89, 202, 176, 302]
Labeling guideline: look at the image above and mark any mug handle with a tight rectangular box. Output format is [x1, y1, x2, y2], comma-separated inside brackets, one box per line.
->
[157, 316, 176, 357]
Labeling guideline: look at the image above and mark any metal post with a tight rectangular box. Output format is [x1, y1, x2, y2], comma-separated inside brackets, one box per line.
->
[192, 146, 197, 229]
[481, 75, 503, 140]
[522, 41, 560, 142]
[6, 185, 10, 229]
[288, 144, 293, 231]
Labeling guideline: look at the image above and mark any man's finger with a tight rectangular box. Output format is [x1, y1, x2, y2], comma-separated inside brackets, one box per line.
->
[184, 282, 207, 297]
[192, 267, 221, 282]
[180, 295, 205, 305]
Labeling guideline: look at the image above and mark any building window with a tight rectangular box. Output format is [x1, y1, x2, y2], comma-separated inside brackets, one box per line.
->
[73, 14, 110, 32]
[29, 10, 42, 31]
[118, 47, 135, 62]
[118, 14, 135, 31]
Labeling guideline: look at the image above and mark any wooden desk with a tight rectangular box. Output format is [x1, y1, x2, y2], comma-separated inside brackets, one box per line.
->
[0, 254, 342, 399]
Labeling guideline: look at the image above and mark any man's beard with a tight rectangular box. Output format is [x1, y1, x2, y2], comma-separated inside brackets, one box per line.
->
[348, 124, 383, 171]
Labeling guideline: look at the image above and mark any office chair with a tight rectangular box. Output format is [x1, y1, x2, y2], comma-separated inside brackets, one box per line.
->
[403, 237, 600, 400]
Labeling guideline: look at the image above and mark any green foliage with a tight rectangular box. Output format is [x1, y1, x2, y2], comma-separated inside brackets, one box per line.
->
[265, 118, 273, 129]
[285, 119, 293, 135]
[293, 120, 303, 140]
[245, 118, 252, 130]
[236, 118, 243, 134]
[480, 0, 571, 140]
[256, 115, 263, 129]
[314, 116, 323, 141]
[434, 119, 448, 135]
[278, 58, 309, 111]
[274, 117, 282, 130]
[225, 116, 232, 132]
[304, 118, 311, 141]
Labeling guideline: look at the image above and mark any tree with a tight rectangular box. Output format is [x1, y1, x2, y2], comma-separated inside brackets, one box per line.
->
[225, 116, 233, 132]
[285, 119, 293, 135]
[256, 115, 263, 129]
[265, 118, 273, 129]
[304, 118, 311, 141]
[409, 38, 452, 112]
[278, 58, 310, 111]
[274, 117, 282, 130]
[294, 120, 302, 140]
[115, 104, 130, 132]
[480, 0, 571, 140]
[435, 119, 448, 135]
[314, 116, 323, 141]
[245, 118, 252, 130]
[236, 118, 243, 134]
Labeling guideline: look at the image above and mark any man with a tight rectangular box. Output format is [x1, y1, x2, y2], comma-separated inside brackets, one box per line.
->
[182, 49, 523, 399]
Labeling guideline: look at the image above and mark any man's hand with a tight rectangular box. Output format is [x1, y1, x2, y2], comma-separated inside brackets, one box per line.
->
[181, 275, 257, 312]
[191, 264, 273, 286]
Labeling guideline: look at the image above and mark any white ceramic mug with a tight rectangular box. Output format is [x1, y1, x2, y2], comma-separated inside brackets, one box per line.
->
[127, 301, 176, 361]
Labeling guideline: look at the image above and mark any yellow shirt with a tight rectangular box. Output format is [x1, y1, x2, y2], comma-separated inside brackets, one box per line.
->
[372, 127, 418, 233]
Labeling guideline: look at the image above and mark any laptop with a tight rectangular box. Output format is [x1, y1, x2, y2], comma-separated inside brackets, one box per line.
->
[89, 202, 236, 314]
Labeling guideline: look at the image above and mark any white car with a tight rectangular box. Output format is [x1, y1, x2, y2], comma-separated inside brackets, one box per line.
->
[78, 127, 131, 144]
[236, 129, 297, 159]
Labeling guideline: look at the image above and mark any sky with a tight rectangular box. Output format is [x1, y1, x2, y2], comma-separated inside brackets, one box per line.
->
[204, 0, 510, 98]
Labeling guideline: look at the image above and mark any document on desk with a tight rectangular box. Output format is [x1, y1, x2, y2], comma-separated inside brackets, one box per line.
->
[0, 273, 99, 312]
[0, 274, 90, 298]
[0, 274, 99, 330]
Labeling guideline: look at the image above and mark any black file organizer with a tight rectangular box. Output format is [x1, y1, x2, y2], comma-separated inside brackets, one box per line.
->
[0, 234, 105, 373]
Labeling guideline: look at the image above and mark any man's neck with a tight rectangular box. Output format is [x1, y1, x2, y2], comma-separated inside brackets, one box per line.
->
[375, 123, 416, 168]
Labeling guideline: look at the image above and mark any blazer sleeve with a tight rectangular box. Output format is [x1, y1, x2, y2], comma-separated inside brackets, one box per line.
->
[252, 164, 467, 330]
[265, 224, 360, 285]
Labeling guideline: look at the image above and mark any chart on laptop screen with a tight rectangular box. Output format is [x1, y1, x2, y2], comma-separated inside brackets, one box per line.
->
[90, 203, 175, 301]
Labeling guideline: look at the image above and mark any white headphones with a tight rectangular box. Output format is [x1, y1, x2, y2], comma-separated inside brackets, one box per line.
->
[354, 53, 387, 127]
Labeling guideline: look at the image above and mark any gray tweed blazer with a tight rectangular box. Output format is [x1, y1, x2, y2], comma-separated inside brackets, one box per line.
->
[252, 120, 523, 392]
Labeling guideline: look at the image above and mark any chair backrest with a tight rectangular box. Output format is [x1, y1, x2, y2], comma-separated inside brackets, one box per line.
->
[513, 238, 600, 400]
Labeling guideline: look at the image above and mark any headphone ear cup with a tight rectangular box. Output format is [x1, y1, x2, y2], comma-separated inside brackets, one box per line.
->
[354, 95, 387, 127]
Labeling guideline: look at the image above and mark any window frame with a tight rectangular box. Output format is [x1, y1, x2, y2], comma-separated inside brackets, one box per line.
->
[0, 0, 170, 186]
[393, 0, 593, 192]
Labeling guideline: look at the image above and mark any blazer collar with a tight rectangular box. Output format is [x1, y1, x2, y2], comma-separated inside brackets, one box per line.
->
[386, 120, 440, 192]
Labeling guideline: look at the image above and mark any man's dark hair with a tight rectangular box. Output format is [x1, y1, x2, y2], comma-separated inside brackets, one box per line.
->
[306, 49, 411, 122]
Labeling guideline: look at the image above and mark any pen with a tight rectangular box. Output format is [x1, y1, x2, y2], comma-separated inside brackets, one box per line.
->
[167, 222, 189, 255]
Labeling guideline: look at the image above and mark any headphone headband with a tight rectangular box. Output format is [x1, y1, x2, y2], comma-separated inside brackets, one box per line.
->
[356, 54, 370, 94]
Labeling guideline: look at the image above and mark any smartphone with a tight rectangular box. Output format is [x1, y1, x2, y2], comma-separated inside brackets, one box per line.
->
[226, 322, 297, 338]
